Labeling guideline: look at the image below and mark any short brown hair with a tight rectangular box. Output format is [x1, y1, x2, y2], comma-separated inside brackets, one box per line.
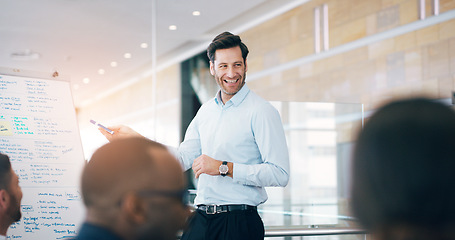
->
[207, 32, 249, 63]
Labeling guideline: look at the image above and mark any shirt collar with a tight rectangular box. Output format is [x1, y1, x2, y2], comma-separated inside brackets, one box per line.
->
[214, 84, 250, 107]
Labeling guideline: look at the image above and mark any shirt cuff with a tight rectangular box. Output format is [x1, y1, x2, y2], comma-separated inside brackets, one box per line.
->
[232, 162, 248, 183]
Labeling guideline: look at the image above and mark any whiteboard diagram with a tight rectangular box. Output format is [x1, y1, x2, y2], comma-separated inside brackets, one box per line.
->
[0, 72, 85, 239]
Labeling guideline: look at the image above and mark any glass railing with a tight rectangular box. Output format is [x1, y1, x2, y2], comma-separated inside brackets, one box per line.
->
[259, 199, 366, 239]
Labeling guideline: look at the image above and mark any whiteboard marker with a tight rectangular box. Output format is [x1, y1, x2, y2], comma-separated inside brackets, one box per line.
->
[90, 119, 114, 135]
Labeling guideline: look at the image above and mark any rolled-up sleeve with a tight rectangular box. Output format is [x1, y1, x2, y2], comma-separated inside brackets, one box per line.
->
[175, 118, 202, 171]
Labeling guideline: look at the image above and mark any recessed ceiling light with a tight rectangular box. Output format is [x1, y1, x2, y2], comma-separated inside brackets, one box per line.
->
[98, 69, 105, 75]
[140, 43, 148, 48]
[83, 78, 90, 84]
[192, 11, 201, 16]
[110, 61, 118, 67]
[10, 49, 40, 61]
[124, 53, 132, 59]
[169, 25, 177, 30]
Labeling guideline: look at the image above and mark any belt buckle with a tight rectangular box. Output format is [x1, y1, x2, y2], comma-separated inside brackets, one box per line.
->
[206, 205, 218, 214]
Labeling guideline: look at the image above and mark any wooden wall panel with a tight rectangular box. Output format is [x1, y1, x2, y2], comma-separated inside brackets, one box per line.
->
[441, 0, 455, 12]
[394, 31, 416, 51]
[377, 5, 400, 31]
[440, 19, 455, 40]
[399, 0, 418, 25]
[404, 48, 423, 82]
[450, 38, 455, 76]
[244, 0, 455, 112]
[416, 25, 440, 46]
[369, 38, 395, 59]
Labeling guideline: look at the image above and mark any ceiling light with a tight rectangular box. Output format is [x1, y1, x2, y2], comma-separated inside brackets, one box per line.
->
[10, 49, 40, 61]
[192, 11, 201, 16]
[83, 78, 90, 84]
[124, 53, 132, 59]
[140, 43, 148, 48]
[110, 61, 118, 67]
[169, 25, 177, 30]
[98, 69, 105, 75]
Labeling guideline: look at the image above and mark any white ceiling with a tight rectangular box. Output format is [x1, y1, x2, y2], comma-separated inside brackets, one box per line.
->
[0, 0, 306, 107]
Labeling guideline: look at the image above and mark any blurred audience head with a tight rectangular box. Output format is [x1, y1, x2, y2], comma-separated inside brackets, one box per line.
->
[351, 98, 455, 240]
[81, 137, 189, 240]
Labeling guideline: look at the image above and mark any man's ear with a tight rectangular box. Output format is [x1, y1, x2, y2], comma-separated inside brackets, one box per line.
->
[0, 189, 9, 210]
[209, 61, 215, 76]
[244, 58, 248, 72]
[121, 193, 145, 224]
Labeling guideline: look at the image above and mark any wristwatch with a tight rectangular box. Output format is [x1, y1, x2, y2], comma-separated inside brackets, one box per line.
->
[219, 161, 228, 177]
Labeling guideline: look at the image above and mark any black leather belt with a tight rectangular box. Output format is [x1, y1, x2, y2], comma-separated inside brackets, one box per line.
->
[197, 204, 257, 214]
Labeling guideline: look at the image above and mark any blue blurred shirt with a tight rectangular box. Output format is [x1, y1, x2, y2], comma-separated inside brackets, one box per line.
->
[175, 84, 290, 206]
[74, 223, 123, 240]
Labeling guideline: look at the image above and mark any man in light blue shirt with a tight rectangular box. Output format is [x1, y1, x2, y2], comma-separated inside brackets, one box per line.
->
[181, 32, 289, 240]
[102, 32, 289, 240]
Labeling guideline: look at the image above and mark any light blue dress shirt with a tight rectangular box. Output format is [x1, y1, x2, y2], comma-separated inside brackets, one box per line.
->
[177, 84, 290, 206]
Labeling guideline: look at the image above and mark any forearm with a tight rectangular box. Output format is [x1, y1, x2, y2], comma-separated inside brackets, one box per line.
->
[233, 161, 289, 187]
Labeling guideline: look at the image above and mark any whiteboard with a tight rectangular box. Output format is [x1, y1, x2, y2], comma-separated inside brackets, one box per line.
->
[0, 70, 85, 239]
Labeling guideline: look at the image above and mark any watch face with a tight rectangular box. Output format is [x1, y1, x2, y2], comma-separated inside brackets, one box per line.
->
[219, 164, 229, 175]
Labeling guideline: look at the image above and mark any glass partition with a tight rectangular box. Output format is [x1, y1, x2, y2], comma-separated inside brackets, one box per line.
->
[259, 101, 364, 239]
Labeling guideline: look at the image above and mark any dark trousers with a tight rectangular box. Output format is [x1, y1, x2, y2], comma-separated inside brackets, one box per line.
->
[181, 208, 265, 240]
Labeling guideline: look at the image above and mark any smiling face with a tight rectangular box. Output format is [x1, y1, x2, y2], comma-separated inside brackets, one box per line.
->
[210, 46, 247, 103]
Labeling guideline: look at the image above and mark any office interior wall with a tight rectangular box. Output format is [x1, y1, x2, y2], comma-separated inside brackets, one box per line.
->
[243, 0, 455, 112]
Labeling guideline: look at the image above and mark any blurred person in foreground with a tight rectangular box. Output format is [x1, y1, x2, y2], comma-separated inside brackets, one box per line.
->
[75, 137, 190, 240]
[0, 153, 22, 239]
[351, 98, 455, 240]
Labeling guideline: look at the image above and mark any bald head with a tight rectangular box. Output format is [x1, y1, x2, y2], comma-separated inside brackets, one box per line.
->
[79, 138, 189, 240]
[81, 137, 183, 209]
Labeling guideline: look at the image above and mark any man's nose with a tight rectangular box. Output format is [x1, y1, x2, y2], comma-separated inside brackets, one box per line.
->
[226, 67, 235, 78]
